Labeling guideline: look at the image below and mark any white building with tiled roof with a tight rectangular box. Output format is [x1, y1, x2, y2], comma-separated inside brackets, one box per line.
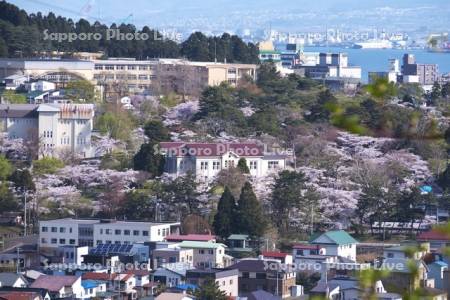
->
[160, 142, 287, 180]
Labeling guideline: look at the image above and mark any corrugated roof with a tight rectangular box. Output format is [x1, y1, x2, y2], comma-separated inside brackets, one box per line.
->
[178, 241, 226, 249]
[165, 234, 216, 242]
[228, 234, 249, 240]
[30, 275, 78, 292]
[311, 230, 358, 245]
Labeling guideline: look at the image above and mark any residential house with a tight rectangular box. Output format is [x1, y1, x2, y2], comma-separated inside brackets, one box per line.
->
[178, 241, 230, 268]
[261, 252, 293, 264]
[0, 273, 28, 287]
[186, 268, 239, 297]
[152, 247, 194, 268]
[383, 243, 428, 260]
[116, 273, 137, 300]
[160, 142, 287, 180]
[310, 276, 387, 300]
[80, 279, 107, 299]
[0, 287, 50, 300]
[3, 74, 28, 90]
[226, 234, 255, 258]
[310, 230, 358, 261]
[30, 275, 83, 299]
[153, 263, 194, 287]
[379, 258, 429, 293]
[418, 230, 450, 251]
[428, 261, 448, 290]
[227, 258, 296, 299]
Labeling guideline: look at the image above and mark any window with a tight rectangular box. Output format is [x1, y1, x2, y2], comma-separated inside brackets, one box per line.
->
[124, 230, 130, 235]
[268, 161, 279, 169]
[59, 239, 66, 244]
[69, 239, 76, 245]
[200, 161, 208, 170]
[115, 241, 120, 244]
[60, 227, 66, 233]
[127, 65, 136, 70]
[138, 75, 148, 80]
[213, 161, 220, 170]
[133, 230, 139, 236]
[94, 64, 104, 70]
[208, 250, 213, 254]
[115, 229, 121, 235]
[127, 74, 137, 80]
[41, 238, 47, 244]
[51, 238, 57, 244]
[105, 240, 112, 244]
[96, 240, 102, 245]
[105, 229, 111, 235]
[100, 229, 103, 234]
[116, 65, 125, 70]
[142, 230, 149, 236]
[250, 161, 257, 170]
[387, 253, 394, 258]
[51, 227, 57, 232]
[42, 226, 48, 232]
[242, 272, 249, 278]
[199, 250, 205, 254]
[139, 65, 149, 70]
[105, 65, 114, 70]
[158, 229, 161, 235]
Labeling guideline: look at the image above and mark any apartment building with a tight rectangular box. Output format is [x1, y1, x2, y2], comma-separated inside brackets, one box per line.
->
[402, 54, 439, 87]
[161, 142, 287, 180]
[0, 103, 94, 158]
[39, 219, 180, 248]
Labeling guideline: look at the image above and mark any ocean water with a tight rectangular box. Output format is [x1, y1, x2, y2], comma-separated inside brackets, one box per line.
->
[304, 46, 450, 83]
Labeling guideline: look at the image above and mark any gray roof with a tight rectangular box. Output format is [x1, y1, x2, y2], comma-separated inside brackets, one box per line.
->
[241, 290, 281, 300]
[0, 273, 28, 287]
[0, 104, 38, 118]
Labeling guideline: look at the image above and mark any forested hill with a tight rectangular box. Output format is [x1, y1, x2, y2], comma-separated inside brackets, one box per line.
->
[0, 1, 259, 63]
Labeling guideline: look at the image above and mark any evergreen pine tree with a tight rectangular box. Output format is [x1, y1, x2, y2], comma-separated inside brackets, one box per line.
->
[236, 182, 266, 238]
[237, 158, 250, 174]
[213, 187, 236, 239]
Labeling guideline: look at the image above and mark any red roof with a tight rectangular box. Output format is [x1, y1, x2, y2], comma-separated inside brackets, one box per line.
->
[160, 142, 264, 157]
[165, 234, 216, 242]
[30, 275, 79, 292]
[0, 291, 41, 300]
[417, 230, 450, 241]
[82, 272, 117, 281]
[292, 244, 321, 250]
[119, 273, 134, 282]
[262, 251, 290, 258]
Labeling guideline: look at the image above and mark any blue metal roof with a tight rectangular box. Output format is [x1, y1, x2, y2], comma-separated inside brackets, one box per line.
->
[82, 280, 99, 289]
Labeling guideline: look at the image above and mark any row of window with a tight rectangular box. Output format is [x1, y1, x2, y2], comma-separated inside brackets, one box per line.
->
[42, 226, 73, 233]
[43, 130, 53, 138]
[93, 74, 156, 81]
[94, 64, 156, 71]
[41, 238, 76, 245]
[99, 228, 149, 236]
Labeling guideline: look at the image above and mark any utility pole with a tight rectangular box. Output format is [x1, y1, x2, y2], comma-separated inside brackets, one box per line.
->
[16, 247, 20, 274]
[23, 191, 27, 237]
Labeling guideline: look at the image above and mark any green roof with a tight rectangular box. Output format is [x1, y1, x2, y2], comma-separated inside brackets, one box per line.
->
[178, 241, 227, 249]
[227, 234, 249, 240]
[259, 50, 280, 54]
[310, 230, 358, 245]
